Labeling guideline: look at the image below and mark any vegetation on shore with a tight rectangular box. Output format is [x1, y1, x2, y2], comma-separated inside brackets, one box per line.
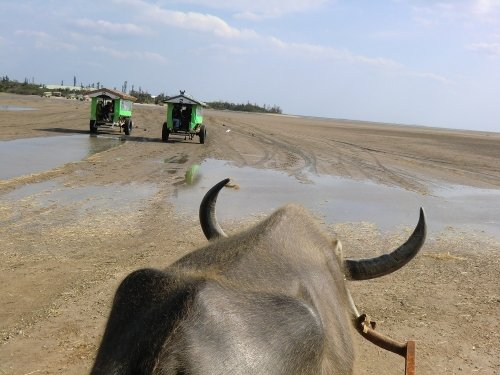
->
[1, 76, 46, 95]
[205, 101, 282, 114]
[1, 77, 282, 114]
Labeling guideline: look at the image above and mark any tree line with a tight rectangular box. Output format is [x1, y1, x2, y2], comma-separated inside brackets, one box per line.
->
[206, 101, 282, 114]
[0, 77, 282, 114]
[0, 76, 46, 95]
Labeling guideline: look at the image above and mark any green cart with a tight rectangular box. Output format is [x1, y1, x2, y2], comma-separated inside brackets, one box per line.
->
[87, 88, 136, 135]
[162, 91, 207, 144]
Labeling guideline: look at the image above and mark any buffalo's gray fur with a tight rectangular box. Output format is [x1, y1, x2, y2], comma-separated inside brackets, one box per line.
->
[92, 181, 425, 375]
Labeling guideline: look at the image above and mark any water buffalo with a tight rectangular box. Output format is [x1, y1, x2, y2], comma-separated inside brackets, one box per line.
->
[91, 178, 426, 374]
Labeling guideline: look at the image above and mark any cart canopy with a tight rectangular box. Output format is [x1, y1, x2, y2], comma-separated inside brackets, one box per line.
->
[86, 88, 136, 102]
[164, 91, 206, 107]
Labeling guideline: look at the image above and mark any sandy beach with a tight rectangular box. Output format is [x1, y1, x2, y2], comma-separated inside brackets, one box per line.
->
[0, 93, 499, 374]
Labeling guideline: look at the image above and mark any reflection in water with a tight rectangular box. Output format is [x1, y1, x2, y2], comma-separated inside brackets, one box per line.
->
[87, 135, 123, 156]
[171, 159, 500, 237]
[185, 164, 201, 185]
[0, 134, 123, 180]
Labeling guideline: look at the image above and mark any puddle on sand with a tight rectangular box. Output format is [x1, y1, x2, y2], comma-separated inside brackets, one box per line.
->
[0, 105, 36, 111]
[171, 159, 500, 237]
[0, 134, 124, 180]
[1, 180, 159, 223]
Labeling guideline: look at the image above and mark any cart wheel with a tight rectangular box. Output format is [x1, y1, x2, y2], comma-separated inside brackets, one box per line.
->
[89, 120, 98, 134]
[199, 124, 206, 144]
[162, 122, 170, 142]
[124, 118, 132, 135]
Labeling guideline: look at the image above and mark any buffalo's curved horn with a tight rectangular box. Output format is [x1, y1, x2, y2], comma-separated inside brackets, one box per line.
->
[199, 178, 230, 240]
[345, 208, 426, 280]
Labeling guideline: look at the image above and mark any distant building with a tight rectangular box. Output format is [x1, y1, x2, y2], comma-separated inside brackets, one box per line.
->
[44, 84, 89, 91]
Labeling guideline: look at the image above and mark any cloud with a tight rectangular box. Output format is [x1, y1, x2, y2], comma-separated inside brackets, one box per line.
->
[467, 42, 500, 56]
[121, 0, 257, 39]
[409, 72, 450, 84]
[159, 11, 257, 38]
[412, 3, 460, 27]
[268, 37, 449, 83]
[233, 0, 328, 20]
[368, 30, 406, 40]
[93, 46, 168, 63]
[196, 44, 253, 56]
[67, 31, 106, 45]
[15, 30, 50, 39]
[473, 0, 500, 15]
[14, 30, 76, 51]
[168, 0, 329, 20]
[74, 19, 149, 35]
[115, 0, 447, 84]
[412, 1, 500, 27]
[268, 36, 402, 69]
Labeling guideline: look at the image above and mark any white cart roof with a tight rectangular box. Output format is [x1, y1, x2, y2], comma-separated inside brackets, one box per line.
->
[86, 88, 136, 101]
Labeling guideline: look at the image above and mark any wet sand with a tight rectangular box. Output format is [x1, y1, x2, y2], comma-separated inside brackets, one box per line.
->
[0, 93, 499, 374]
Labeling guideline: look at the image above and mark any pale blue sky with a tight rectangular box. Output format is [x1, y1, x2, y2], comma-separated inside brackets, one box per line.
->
[1, 0, 499, 132]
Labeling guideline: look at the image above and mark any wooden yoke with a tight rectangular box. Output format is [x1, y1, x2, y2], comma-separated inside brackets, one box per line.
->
[355, 314, 416, 375]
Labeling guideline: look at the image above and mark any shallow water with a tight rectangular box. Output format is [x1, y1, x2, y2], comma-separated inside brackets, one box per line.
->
[1, 180, 159, 223]
[0, 134, 124, 180]
[171, 159, 500, 237]
[0, 105, 36, 111]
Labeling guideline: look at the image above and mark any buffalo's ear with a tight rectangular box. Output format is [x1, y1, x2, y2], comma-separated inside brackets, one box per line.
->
[332, 239, 343, 263]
